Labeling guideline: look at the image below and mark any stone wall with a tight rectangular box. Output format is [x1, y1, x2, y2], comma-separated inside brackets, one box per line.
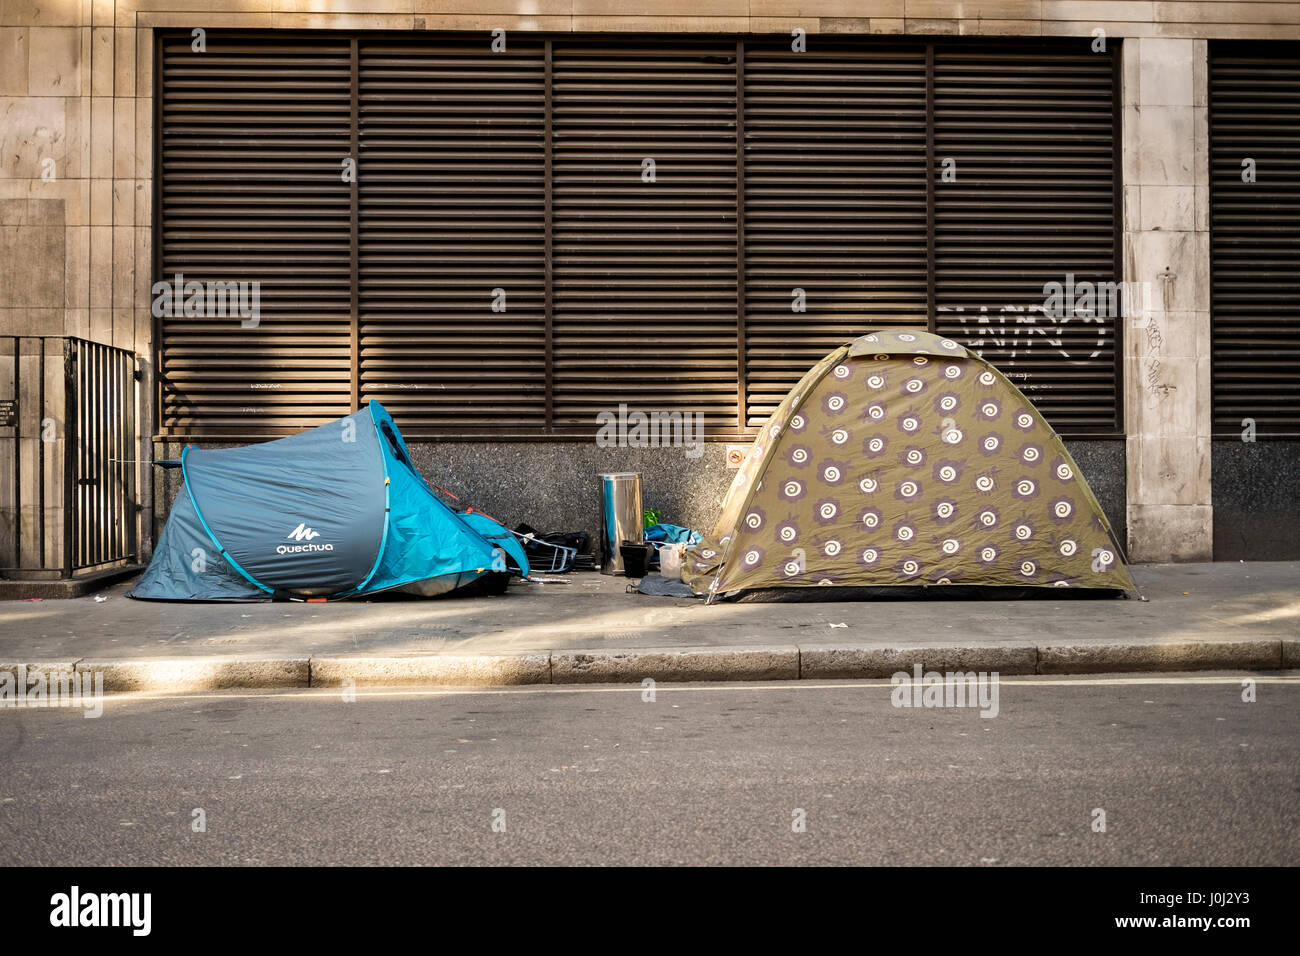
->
[1212, 441, 1300, 560]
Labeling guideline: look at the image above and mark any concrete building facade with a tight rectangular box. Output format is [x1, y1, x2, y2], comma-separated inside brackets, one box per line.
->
[2, 1, 1298, 576]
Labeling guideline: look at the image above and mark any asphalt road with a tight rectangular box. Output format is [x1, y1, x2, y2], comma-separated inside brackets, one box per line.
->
[2, 673, 1297, 865]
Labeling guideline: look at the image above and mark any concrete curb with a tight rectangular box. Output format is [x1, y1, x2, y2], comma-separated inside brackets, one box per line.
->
[6, 637, 1290, 694]
[0, 565, 142, 601]
[799, 643, 1039, 679]
[552, 646, 799, 684]
[1036, 639, 1283, 674]
[311, 654, 550, 687]
[1282, 638, 1300, 669]
[77, 659, 310, 692]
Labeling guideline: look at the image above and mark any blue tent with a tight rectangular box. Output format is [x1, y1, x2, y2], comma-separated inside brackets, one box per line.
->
[130, 402, 528, 601]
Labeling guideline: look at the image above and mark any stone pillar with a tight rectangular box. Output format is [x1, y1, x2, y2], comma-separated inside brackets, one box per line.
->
[1122, 38, 1212, 562]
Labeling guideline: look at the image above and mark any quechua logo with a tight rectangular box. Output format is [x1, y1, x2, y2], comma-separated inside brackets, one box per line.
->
[278, 523, 334, 555]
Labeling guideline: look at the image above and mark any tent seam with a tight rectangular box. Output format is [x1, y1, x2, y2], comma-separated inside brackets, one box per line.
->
[180, 444, 273, 596]
[331, 407, 392, 599]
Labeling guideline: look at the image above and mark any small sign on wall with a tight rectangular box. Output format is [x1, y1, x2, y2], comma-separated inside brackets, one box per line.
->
[725, 444, 749, 468]
[0, 399, 16, 428]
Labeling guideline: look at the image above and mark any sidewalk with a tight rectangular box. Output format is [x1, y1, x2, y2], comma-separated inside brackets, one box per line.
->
[1, 562, 1296, 691]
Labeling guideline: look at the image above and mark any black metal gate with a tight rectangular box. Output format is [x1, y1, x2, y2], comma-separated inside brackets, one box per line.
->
[0, 336, 139, 579]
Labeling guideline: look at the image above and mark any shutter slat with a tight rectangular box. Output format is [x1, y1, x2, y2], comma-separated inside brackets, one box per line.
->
[933, 45, 1121, 434]
[1210, 44, 1300, 437]
[551, 40, 740, 432]
[158, 35, 353, 436]
[357, 39, 548, 432]
[743, 41, 930, 427]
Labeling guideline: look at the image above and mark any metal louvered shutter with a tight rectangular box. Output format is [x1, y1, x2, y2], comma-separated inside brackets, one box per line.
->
[1210, 43, 1300, 438]
[156, 33, 1121, 441]
[157, 35, 353, 435]
[932, 44, 1122, 434]
[550, 41, 740, 432]
[742, 41, 928, 427]
[358, 39, 548, 433]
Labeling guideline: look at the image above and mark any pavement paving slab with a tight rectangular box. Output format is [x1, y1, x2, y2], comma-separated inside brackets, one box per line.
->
[0, 562, 1295, 690]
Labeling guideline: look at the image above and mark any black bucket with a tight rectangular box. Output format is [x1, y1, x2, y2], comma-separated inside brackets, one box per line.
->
[619, 540, 654, 578]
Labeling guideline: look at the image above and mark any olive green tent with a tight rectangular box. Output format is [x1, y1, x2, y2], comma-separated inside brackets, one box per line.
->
[683, 329, 1134, 600]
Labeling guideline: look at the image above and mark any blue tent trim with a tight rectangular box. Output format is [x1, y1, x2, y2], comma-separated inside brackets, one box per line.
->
[329, 410, 395, 599]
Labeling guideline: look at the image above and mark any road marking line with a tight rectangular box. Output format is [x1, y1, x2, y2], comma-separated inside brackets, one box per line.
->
[48, 673, 1300, 706]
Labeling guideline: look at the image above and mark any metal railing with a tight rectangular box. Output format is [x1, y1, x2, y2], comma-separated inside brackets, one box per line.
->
[1, 336, 140, 579]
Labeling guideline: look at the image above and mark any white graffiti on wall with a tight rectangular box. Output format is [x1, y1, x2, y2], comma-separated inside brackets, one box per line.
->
[942, 305, 1108, 366]
[941, 275, 1154, 371]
